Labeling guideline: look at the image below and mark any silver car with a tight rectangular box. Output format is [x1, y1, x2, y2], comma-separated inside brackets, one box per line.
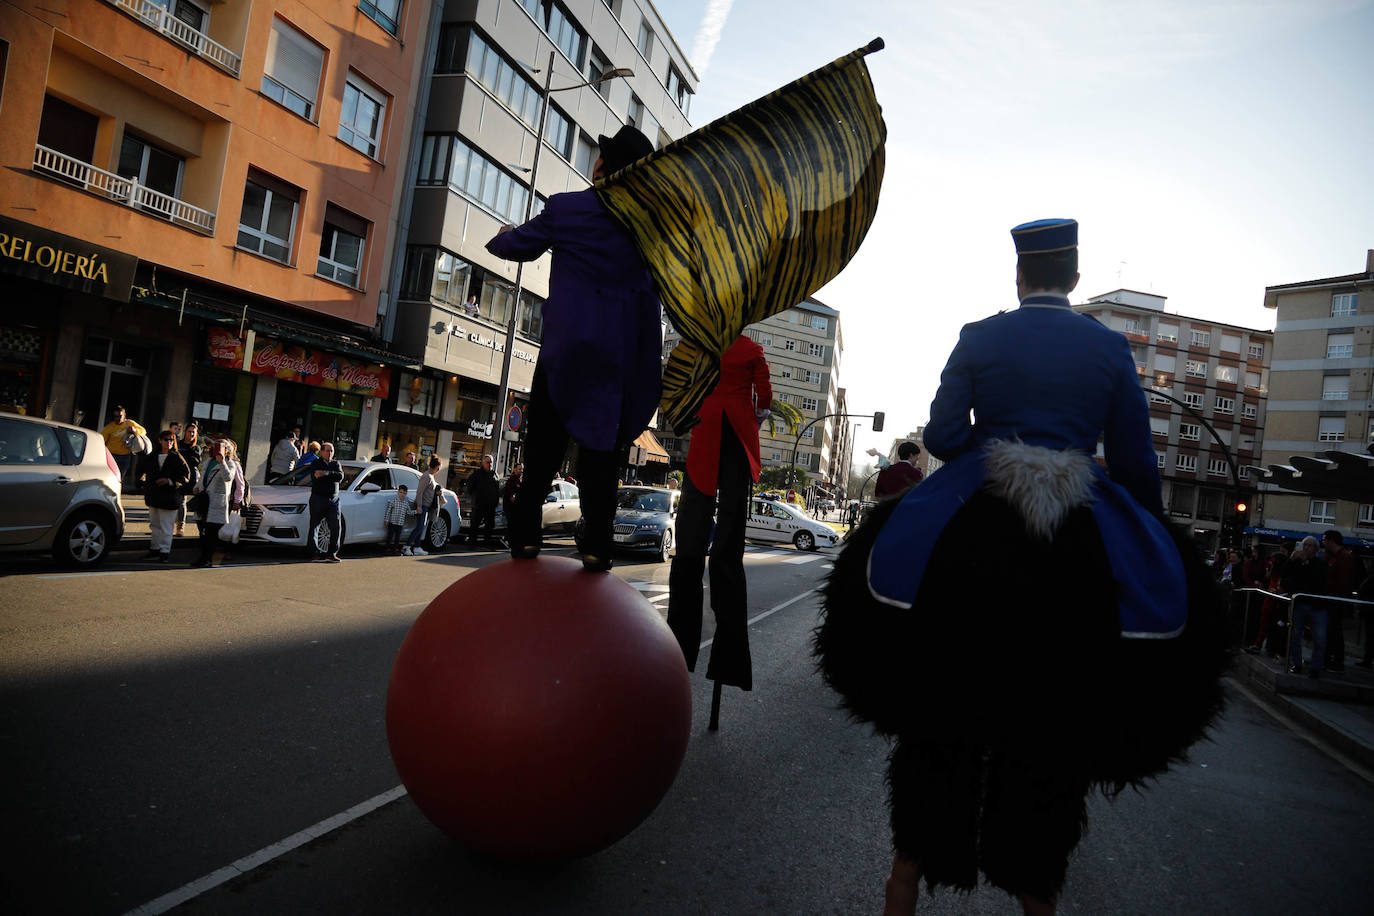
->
[574, 485, 678, 562]
[459, 478, 582, 538]
[239, 461, 461, 553]
[0, 411, 125, 567]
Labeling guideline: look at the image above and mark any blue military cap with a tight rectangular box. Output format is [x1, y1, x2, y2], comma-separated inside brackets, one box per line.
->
[1011, 218, 1078, 255]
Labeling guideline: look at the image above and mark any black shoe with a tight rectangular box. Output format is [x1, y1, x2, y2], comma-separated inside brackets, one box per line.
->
[1244, 645, 1261, 655]
[510, 543, 540, 559]
[1287, 664, 1303, 675]
[580, 553, 613, 572]
[157, 553, 170, 563]
[143, 550, 160, 559]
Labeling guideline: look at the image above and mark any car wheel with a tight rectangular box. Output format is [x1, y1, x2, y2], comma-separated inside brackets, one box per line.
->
[793, 530, 816, 552]
[312, 517, 346, 554]
[656, 530, 672, 563]
[427, 512, 450, 550]
[54, 511, 115, 568]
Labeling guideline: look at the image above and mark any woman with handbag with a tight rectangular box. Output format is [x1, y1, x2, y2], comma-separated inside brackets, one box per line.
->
[190, 438, 244, 568]
[175, 422, 203, 536]
[135, 430, 190, 562]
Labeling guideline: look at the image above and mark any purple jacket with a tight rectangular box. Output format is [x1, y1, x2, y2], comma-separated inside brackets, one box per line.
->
[486, 189, 662, 451]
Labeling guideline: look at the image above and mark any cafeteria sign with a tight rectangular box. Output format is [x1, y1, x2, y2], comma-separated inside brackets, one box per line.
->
[207, 329, 391, 398]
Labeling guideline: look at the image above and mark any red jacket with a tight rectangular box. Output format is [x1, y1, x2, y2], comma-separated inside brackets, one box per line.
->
[875, 460, 924, 499]
[686, 336, 772, 494]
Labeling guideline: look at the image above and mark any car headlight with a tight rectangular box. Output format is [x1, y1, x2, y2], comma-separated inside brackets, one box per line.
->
[262, 504, 306, 514]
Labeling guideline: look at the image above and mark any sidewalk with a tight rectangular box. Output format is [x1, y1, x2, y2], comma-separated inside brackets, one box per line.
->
[116, 503, 200, 552]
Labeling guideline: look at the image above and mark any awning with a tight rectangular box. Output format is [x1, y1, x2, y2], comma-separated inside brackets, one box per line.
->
[635, 429, 670, 464]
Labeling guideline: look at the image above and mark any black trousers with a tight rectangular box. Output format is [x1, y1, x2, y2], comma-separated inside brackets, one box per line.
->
[667, 419, 753, 689]
[308, 498, 341, 558]
[470, 503, 497, 543]
[511, 365, 626, 557]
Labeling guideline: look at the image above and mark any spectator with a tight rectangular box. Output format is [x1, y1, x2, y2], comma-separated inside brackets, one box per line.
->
[503, 462, 524, 521]
[667, 476, 679, 490]
[270, 426, 301, 481]
[136, 430, 190, 562]
[1322, 530, 1357, 673]
[373, 442, 395, 463]
[190, 438, 244, 568]
[175, 422, 203, 536]
[307, 442, 344, 562]
[100, 404, 146, 489]
[467, 454, 500, 547]
[875, 442, 924, 499]
[403, 451, 418, 469]
[1283, 535, 1329, 678]
[405, 456, 442, 557]
[296, 441, 321, 469]
[1247, 542, 1292, 656]
[384, 484, 414, 555]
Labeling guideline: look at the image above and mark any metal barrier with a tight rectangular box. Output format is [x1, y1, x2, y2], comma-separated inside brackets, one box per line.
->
[1231, 587, 1373, 668]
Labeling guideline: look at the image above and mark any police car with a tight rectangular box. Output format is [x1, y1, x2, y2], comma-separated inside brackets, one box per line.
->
[745, 497, 839, 551]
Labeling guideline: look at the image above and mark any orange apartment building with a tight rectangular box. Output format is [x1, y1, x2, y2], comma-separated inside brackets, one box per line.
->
[0, 0, 434, 480]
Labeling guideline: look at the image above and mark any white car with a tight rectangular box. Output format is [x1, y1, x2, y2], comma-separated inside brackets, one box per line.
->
[746, 497, 840, 551]
[240, 461, 460, 553]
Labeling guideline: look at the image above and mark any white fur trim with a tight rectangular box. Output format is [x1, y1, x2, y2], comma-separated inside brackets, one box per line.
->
[982, 439, 1097, 540]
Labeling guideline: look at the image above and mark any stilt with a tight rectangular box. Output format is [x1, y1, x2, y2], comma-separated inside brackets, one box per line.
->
[708, 681, 722, 731]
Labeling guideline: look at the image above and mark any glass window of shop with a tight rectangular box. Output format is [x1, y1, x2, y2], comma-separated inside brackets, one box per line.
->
[187, 364, 255, 451]
[0, 326, 48, 415]
[271, 380, 363, 460]
[76, 336, 153, 431]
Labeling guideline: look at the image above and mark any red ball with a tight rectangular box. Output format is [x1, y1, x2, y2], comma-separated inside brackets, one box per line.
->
[386, 556, 692, 860]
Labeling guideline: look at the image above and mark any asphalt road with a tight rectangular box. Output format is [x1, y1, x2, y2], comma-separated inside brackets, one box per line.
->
[1, 538, 1372, 915]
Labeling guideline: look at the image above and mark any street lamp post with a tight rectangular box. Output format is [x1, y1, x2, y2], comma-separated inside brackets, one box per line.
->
[790, 411, 883, 490]
[491, 54, 633, 476]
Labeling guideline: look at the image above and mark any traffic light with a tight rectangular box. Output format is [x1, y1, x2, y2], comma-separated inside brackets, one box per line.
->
[872, 411, 885, 432]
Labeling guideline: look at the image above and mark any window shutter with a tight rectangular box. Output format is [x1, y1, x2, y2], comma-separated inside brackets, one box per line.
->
[267, 19, 324, 106]
[324, 203, 369, 239]
[247, 168, 300, 202]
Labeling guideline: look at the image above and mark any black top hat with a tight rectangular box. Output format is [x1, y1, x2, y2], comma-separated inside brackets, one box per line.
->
[596, 125, 654, 177]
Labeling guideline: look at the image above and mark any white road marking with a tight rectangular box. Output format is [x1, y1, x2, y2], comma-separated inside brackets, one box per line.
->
[782, 554, 823, 564]
[647, 593, 670, 604]
[698, 586, 820, 650]
[34, 571, 130, 579]
[122, 785, 408, 915]
[631, 581, 668, 592]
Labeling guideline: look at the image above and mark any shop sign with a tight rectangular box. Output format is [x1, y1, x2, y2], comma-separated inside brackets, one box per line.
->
[445, 321, 537, 364]
[468, 418, 495, 439]
[0, 215, 137, 301]
[206, 328, 392, 398]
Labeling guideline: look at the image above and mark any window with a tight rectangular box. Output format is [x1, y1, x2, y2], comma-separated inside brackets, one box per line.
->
[1183, 391, 1203, 409]
[1156, 452, 1166, 469]
[753, 332, 771, 347]
[480, 274, 515, 326]
[805, 369, 822, 384]
[116, 132, 184, 203]
[417, 135, 536, 225]
[1332, 293, 1358, 317]
[1150, 417, 1170, 438]
[587, 46, 612, 96]
[627, 93, 645, 130]
[262, 18, 324, 119]
[1190, 329, 1211, 347]
[1318, 417, 1346, 442]
[665, 64, 690, 113]
[1130, 346, 1146, 366]
[801, 427, 815, 440]
[1153, 354, 1176, 374]
[1185, 360, 1206, 378]
[317, 204, 367, 287]
[1310, 499, 1336, 525]
[808, 342, 823, 357]
[1245, 370, 1262, 390]
[573, 133, 597, 179]
[1238, 434, 1255, 451]
[1247, 343, 1264, 360]
[779, 366, 792, 379]
[1180, 423, 1201, 441]
[1215, 364, 1238, 384]
[518, 290, 544, 340]
[801, 397, 819, 412]
[399, 247, 472, 307]
[783, 339, 796, 352]
[1323, 376, 1350, 400]
[339, 74, 387, 158]
[1175, 454, 1197, 473]
[522, 0, 586, 66]
[1170, 484, 1195, 518]
[359, 0, 401, 35]
[1327, 333, 1355, 359]
[1157, 324, 1178, 343]
[1150, 391, 1170, 405]
[1359, 504, 1374, 528]
[0, 418, 62, 465]
[1220, 333, 1240, 353]
[1207, 459, 1228, 477]
[1214, 396, 1234, 414]
[394, 372, 440, 418]
[36, 94, 98, 167]
[464, 32, 542, 126]
[1197, 488, 1223, 520]
[1123, 317, 1142, 334]
[237, 170, 299, 262]
[811, 315, 828, 331]
[637, 20, 654, 58]
[1242, 403, 1257, 420]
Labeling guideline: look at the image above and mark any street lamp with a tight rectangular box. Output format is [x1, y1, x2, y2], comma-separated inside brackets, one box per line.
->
[491, 55, 634, 476]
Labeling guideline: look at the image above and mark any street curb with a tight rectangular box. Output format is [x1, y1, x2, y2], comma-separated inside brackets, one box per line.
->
[1231, 654, 1374, 772]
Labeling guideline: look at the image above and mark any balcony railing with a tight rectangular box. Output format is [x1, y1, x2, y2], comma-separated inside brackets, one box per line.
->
[34, 144, 217, 235]
[107, 0, 242, 76]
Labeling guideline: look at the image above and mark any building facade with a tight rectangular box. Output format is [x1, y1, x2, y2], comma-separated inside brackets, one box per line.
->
[383, 0, 696, 485]
[1259, 251, 1374, 544]
[0, 0, 433, 482]
[1075, 289, 1272, 550]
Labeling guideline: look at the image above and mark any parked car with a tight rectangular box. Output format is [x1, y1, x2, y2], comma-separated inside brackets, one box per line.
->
[0, 411, 125, 567]
[239, 461, 460, 553]
[574, 485, 678, 562]
[459, 478, 582, 538]
[746, 496, 840, 551]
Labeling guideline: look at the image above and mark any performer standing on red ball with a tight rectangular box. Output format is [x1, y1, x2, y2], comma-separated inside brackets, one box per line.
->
[486, 126, 661, 572]
[667, 335, 772, 725]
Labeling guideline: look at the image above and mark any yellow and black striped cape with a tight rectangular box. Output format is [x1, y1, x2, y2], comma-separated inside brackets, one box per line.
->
[596, 39, 887, 434]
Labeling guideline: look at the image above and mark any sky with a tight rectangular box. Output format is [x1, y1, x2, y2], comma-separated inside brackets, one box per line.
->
[650, 0, 1374, 465]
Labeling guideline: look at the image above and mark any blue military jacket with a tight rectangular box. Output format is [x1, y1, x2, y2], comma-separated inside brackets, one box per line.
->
[868, 294, 1186, 637]
[486, 189, 663, 451]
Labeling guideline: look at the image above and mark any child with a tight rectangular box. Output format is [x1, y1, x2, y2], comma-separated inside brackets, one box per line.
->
[384, 484, 413, 555]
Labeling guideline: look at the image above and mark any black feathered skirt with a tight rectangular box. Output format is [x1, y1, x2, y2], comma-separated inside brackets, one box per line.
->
[813, 486, 1228, 899]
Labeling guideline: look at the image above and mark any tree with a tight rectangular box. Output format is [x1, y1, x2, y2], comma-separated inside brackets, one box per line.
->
[764, 398, 805, 439]
[758, 465, 808, 491]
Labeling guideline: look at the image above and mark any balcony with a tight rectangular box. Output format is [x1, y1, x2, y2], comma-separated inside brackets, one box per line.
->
[107, 0, 242, 76]
[34, 144, 217, 235]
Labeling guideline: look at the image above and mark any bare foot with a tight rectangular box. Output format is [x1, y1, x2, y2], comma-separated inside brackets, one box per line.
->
[881, 855, 920, 916]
